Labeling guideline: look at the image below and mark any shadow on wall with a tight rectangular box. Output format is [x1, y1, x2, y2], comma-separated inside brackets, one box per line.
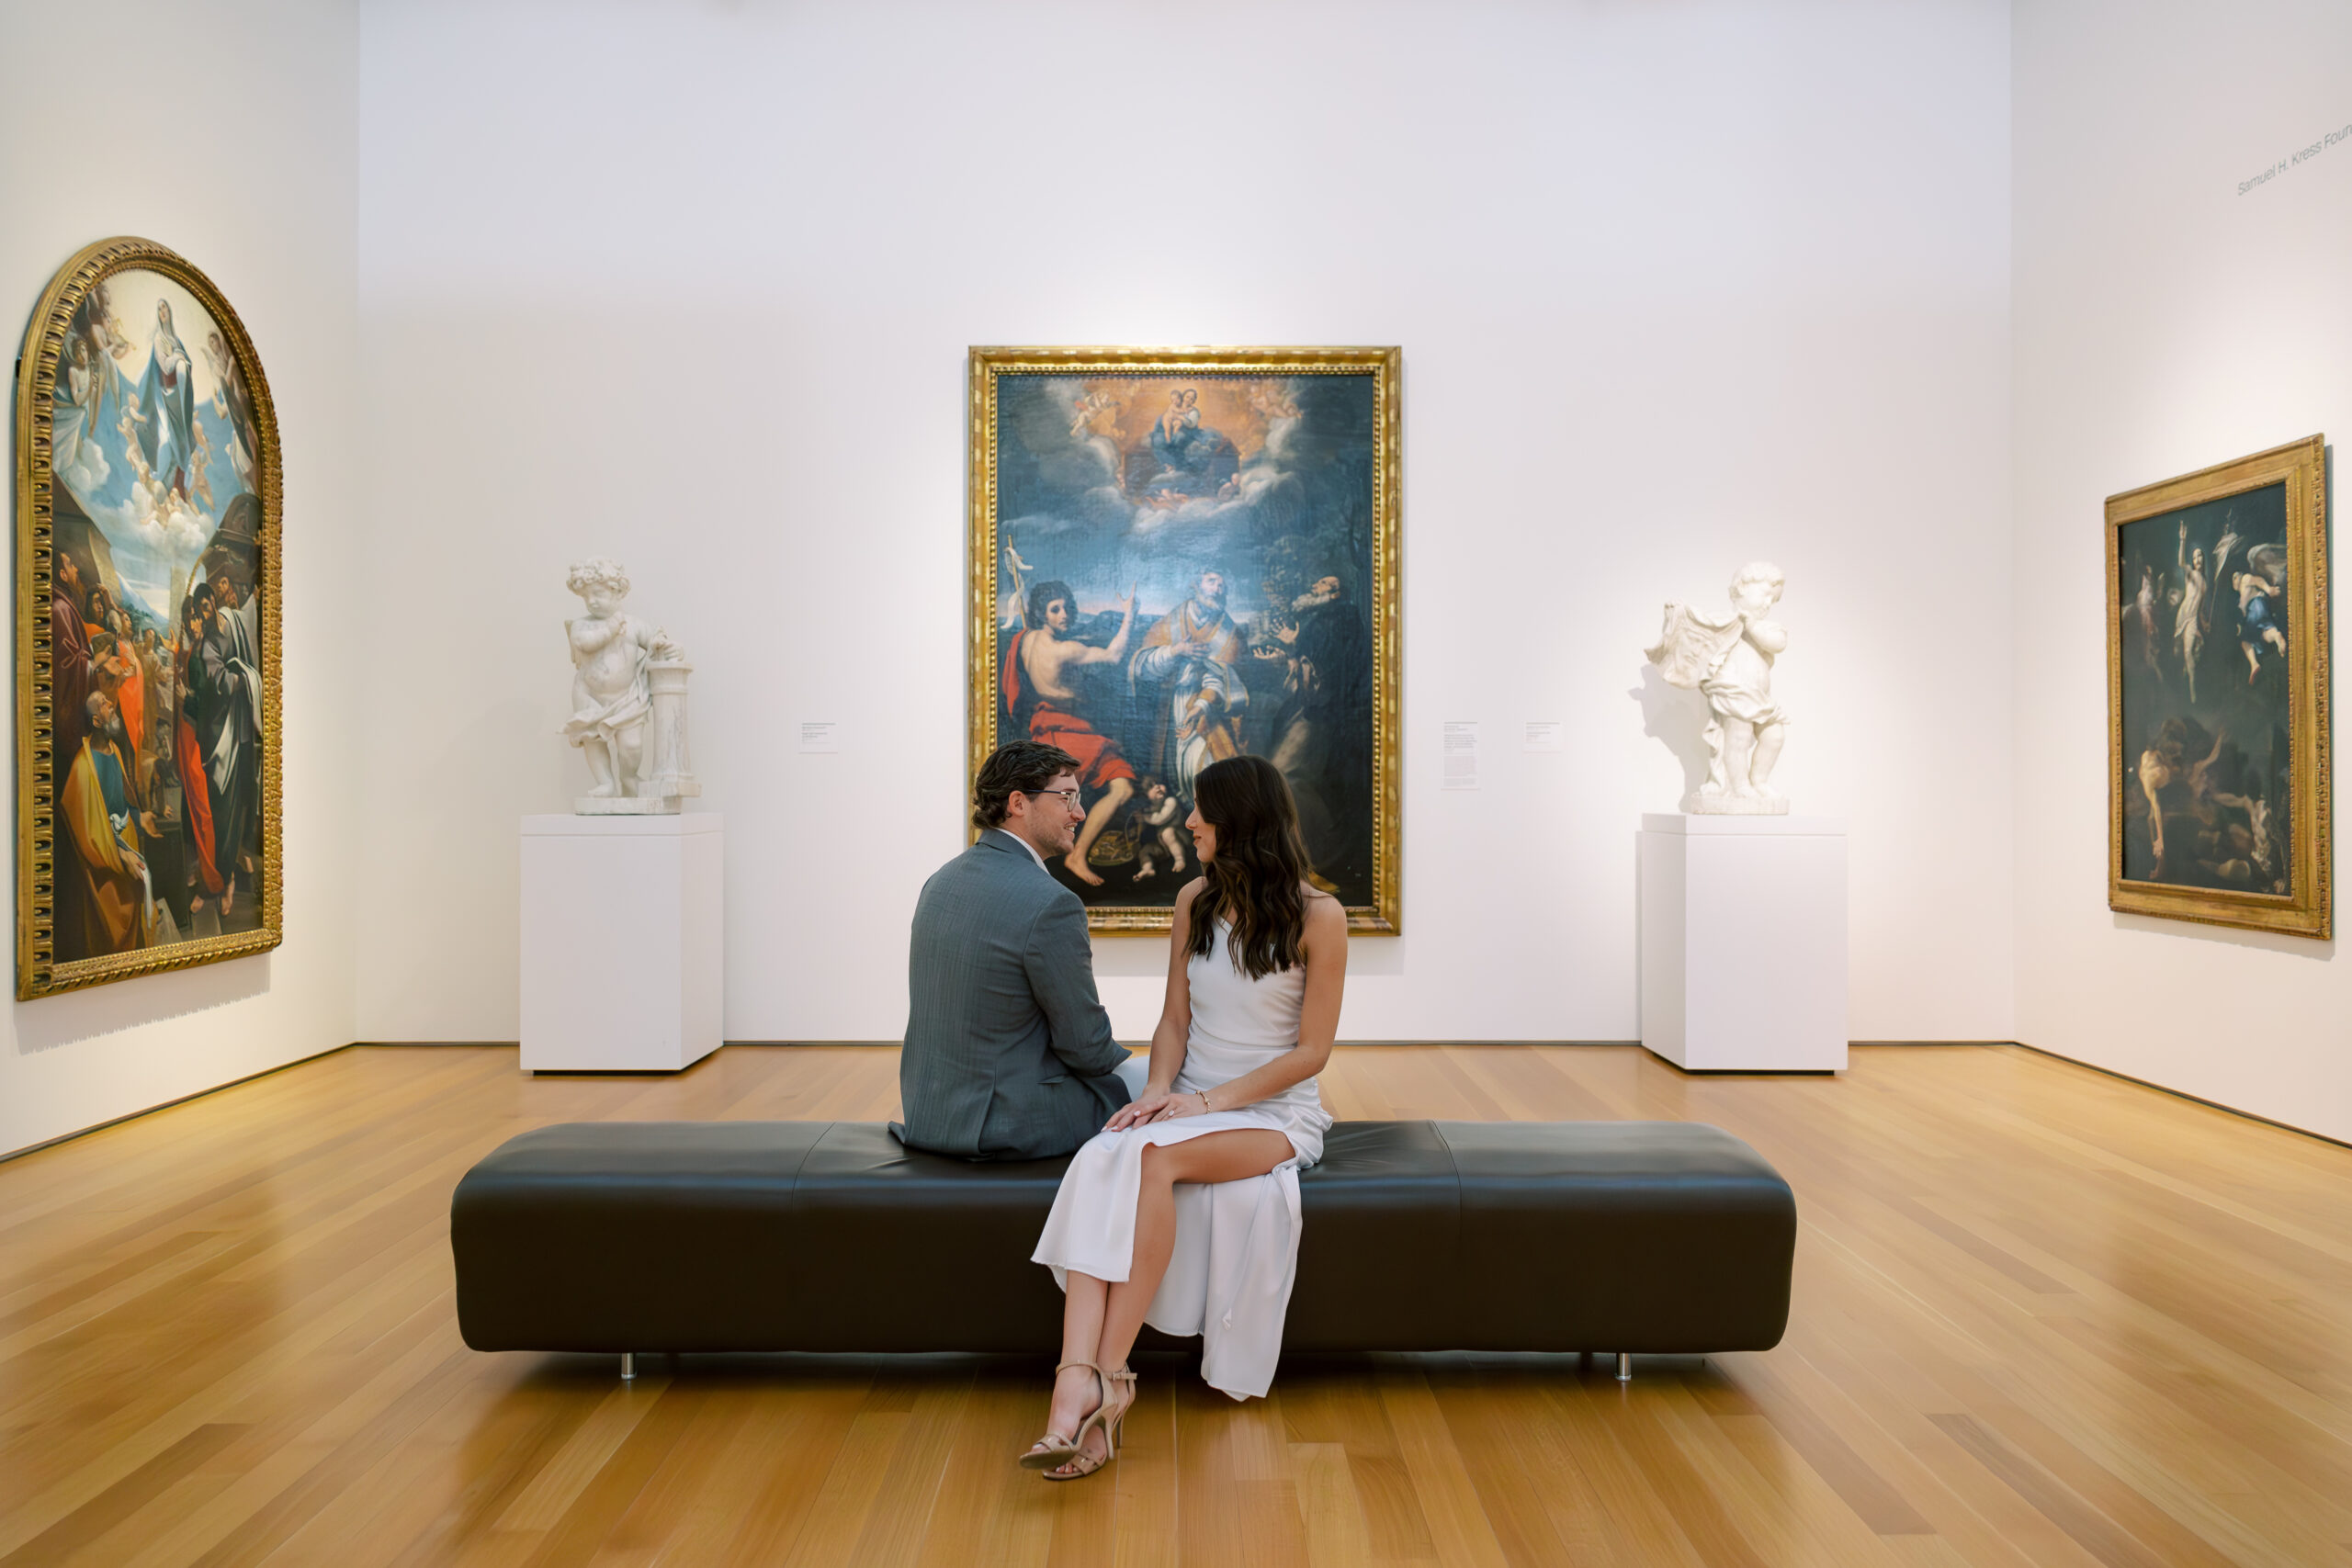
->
[13, 954, 274, 1054]
[1629, 662, 1712, 796]
[2110, 912, 2335, 961]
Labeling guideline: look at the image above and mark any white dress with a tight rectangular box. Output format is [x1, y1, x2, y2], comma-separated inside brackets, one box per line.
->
[1032, 918, 1332, 1400]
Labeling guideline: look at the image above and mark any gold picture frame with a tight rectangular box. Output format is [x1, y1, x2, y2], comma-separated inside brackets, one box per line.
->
[968, 346, 1400, 933]
[2107, 435, 2328, 938]
[14, 236, 283, 998]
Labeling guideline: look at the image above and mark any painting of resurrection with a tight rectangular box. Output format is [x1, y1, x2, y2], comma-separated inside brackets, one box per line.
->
[15, 238, 280, 998]
[968, 348, 1399, 932]
[2108, 436, 2329, 939]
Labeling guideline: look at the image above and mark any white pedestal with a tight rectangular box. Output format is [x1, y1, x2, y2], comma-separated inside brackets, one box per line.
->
[1639, 813, 1848, 1072]
[520, 813, 723, 1072]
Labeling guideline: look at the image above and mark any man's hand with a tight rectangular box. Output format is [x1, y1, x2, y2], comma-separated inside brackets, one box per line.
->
[139, 811, 159, 838]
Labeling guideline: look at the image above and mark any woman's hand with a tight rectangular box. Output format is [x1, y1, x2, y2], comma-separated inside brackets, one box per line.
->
[1105, 1092, 1175, 1131]
[1106, 1089, 1212, 1130]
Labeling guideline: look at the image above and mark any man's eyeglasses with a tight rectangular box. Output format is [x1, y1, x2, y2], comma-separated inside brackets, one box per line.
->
[1020, 788, 1083, 810]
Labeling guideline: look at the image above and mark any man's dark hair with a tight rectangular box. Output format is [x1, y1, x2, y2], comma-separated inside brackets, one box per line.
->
[1026, 579, 1076, 631]
[974, 740, 1080, 829]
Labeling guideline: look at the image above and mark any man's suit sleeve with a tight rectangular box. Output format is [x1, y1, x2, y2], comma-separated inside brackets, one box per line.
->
[1022, 895, 1126, 1077]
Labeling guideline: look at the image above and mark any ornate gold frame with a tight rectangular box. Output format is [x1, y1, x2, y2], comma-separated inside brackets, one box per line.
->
[13, 236, 284, 998]
[2106, 435, 2329, 938]
[967, 345, 1401, 933]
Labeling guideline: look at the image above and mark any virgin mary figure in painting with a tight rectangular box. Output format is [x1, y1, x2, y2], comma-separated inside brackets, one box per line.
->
[1126, 388, 1239, 504]
[138, 299, 198, 502]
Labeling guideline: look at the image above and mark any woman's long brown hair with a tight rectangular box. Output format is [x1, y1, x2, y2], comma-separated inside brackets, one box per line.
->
[1184, 755, 1313, 979]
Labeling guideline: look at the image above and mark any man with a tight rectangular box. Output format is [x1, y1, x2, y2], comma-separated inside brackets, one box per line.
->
[1003, 580, 1138, 885]
[61, 692, 156, 957]
[174, 590, 224, 927]
[137, 628, 170, 759]
[1128, 568, 1249, 796]
[897, 740, 1144, 1160]
[198, 571, 262, 914]
[51, 553, 95, 768]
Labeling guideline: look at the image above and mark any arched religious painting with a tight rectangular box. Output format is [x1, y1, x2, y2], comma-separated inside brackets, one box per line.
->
[968, 347, 1400, 933]
[13, 237, 281, 998]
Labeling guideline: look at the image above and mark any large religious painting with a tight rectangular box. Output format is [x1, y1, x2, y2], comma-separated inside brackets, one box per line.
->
[13, 238, 281, 998]
[2108, 436, 2329, 938]
[968, 347, 1399, 932]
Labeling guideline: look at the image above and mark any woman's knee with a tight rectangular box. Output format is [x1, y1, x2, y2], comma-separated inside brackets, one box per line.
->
[1137, 1140, 1180, 1184]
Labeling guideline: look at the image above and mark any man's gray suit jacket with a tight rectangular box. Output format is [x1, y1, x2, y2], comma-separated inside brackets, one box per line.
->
[897, 829, 1133, 1160]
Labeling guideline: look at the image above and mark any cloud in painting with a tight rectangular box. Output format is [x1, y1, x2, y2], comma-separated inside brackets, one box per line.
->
[994, 374, 1367, 619]
[56, 434, 111, 498]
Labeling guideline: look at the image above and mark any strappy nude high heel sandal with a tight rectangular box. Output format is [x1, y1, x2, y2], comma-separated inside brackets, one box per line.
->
[1040, 1365, 1136, 1483]
[1020, 1361, 1107, 1472]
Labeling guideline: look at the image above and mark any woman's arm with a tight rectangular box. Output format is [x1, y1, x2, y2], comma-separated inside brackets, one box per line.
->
[1103, 879, 1202, 1130]
[1155, 891, 1347, 1121]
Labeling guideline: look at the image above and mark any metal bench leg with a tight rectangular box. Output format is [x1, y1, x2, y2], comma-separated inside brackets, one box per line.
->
[621, 1353, 635, 1382]
[1616, 1353, 1632, 1382]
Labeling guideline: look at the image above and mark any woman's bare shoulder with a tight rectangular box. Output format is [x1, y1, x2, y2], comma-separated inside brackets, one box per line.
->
[1301, 885, 1346, 927]
[1174, 876, 1208, 911]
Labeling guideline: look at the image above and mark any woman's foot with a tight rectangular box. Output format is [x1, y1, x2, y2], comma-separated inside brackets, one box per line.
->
[1046, 1420, 1113, 1478]
[1044, 1360, 1103, 1442]
[1020, 1362, 1104, 1469]
[1046, 1365, 1136, 1481]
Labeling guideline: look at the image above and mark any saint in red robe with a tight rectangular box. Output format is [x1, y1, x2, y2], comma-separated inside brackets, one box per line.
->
[1001, 631, 1135, 789]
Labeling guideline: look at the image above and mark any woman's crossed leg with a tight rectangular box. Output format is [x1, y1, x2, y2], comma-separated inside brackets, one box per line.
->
[1036, 1128, 1295, 1476]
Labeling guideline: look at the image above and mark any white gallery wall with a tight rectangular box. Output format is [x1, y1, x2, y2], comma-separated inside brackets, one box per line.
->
[355, 0, 2018, 1046]
[2013, 0, 2352, 1142]
[0, 1, 365, 1155]
[10, 0, 2339, 1155]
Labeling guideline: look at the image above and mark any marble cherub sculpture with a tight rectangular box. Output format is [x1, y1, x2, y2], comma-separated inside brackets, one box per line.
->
[1645, 561, 1790, 814]
[562, 558, 699, 813]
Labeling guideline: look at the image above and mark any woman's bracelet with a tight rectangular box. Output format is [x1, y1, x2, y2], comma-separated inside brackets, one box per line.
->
[1197, 1090, 1213, 1114]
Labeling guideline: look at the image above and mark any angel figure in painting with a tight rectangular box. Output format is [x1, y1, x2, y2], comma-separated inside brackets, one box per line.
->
[563, 558, 684, 809]
[1645, 561, 1791, 815]
[2230, 541, 2290, 683]
[202, 329, 260, 490]
[2174, 522, 2209, 704]
[2132, 564, 2162, 674]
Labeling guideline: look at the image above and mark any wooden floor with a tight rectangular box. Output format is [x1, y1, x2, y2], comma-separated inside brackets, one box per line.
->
[1, 1044, 2348, 1567]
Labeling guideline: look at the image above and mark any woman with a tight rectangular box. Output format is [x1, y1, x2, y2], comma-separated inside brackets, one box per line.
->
[1023, 754, 1347, 1480]
[142, 299, 197, 501]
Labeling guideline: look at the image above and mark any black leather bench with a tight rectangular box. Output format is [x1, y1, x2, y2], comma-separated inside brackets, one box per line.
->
[450, 1120, 1795, 1381]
